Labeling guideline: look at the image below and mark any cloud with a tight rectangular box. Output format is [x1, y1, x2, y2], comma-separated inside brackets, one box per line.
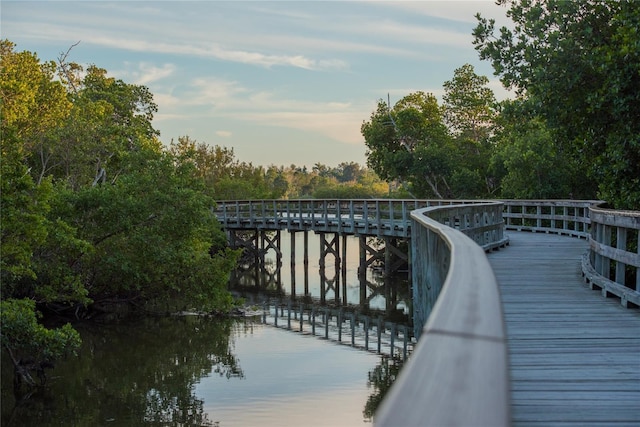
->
[216, 130, 232, 138]
[126, 62, 176, 85]
[380, 1, 513, 28]
[336, 19, 472, 50]
[95, 36, 347, 71]
[8, 0, 483, 72]
[8, 14, 348, 72]
[220, 93, 369, 145]
[187, 78, 250, 109]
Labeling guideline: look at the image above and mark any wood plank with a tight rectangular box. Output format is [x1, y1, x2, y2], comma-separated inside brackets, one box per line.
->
[488, 232, 640, 426]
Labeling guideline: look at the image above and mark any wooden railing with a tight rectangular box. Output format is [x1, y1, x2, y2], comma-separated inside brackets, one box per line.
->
[500, 199, 639, 308]
[584, 206, 640, 307]
[215, 199, 495, 237]
[375, 202, 510, 427]
[502, 199, 595, 237]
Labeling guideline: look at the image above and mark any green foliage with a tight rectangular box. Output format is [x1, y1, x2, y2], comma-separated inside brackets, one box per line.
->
[55, 146, 239, 311]
[489, 100, 596, 199]
[495, 119, 570, 198]
[1, 316, 242, 425]
[0, 133, 50, 283]
[0, 299, 81, 389]
[474, 1, 640, 208]
[169, 136, 286, 200]
[0, 40, 71, 144]
[443, 63, 496, 143]
[2, 40, 240, 320]
[361, 87, 499, 199]
[362, 92, 448, 198]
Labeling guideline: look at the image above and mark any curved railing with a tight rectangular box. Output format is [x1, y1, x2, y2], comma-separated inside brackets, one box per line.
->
[502, 199, 595, 237]
[375, 202, 510, 426]
[215, 199, 501, 237]
[500, 200, 639, 308]
[584, 207, 640, 307]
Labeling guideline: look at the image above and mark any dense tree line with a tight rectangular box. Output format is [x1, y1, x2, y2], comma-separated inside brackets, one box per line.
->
[168, 136, 390, 200]
[363, 0, 639, 209]
[474, 0, 639, 209]
[362, 63, 598, 202]
[1, 40, 242, 390]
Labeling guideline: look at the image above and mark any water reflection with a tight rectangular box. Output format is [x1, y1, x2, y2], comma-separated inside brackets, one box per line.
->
[1, 316, 240, 426]
[230, 231, 412, 322]
[1, 315, 403, 426]
[2, 232, 412, 425]
[363, 356, 406, 420]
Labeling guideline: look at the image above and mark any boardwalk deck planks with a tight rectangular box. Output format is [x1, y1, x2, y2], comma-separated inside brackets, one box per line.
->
[489, 231, 640, 426]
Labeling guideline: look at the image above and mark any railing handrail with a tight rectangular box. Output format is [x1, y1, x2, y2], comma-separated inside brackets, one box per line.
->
[214, 199, 508, 237]
[586, 204, 640, 307]
[374, 202, 510, 427]
[501, 199, 599, 238]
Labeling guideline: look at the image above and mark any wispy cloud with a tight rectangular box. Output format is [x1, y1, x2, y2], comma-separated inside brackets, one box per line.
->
[216, 130, 232, 138]
[126, 62, 176, 85]
[4, 0, 515, 167]
[380, 1, 513, 27]
[8, 0, 474, 70]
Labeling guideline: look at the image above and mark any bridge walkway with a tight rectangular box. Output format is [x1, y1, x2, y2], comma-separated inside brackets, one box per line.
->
[489, 231, 640, 426]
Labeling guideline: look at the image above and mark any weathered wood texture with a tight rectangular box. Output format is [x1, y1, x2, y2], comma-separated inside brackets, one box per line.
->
[215, 199, 505, 238]
[586, 207, 640, 307]
[375, 204, 510, 427]
[489, 231, 640, 426]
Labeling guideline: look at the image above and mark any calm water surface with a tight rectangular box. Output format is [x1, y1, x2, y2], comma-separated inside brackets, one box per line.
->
[2, 231, 409, 426]
[1, 315, 402, 426]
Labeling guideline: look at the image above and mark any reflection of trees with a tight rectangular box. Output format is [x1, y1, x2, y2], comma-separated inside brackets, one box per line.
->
[363, 355, 406, 422]
[1, 316, 244, 426]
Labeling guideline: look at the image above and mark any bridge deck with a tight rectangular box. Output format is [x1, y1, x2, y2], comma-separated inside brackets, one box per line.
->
[489, 231, 640, 426]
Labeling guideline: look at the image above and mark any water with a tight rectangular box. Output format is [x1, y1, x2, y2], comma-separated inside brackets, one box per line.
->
[2, 231, 410, 426]
[197, 322, 383, 426]
[1, 314, 407, 426]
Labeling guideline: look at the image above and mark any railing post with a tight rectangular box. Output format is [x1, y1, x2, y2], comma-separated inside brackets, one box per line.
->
[637, 231, 640, 293]
[616, 227, 627, 285]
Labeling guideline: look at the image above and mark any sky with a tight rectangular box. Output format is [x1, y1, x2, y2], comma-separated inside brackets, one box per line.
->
[2, 1, 514, 168]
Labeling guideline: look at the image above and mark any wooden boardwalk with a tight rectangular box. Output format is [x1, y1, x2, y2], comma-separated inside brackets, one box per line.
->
[489, 231, 640, 426]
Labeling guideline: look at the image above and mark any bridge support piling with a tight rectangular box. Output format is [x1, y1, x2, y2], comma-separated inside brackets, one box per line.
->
[303, 231, 309, 295]
[290, 231, 296, 295]
[364, 317, 370, 350]
[377, 316, 383, 354]
[324, 309, 329, 339]
[342, 235, 348, 305]
[319, 232, 342, 303]
[384, 237, 409, 277]
[390, 323, 395, 357]
[299, 303, 304, 332]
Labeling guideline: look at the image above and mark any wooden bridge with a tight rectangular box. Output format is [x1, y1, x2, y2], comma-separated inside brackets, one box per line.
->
[214, 199, 640, 426]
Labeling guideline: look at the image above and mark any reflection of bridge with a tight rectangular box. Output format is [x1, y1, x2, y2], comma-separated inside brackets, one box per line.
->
[228, 231, 408, 313]
[258, 301, 413, 359]
[215, 199, 640, 426]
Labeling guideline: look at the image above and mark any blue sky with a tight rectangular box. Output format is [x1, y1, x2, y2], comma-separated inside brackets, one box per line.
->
[2, 1, 513, 168]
